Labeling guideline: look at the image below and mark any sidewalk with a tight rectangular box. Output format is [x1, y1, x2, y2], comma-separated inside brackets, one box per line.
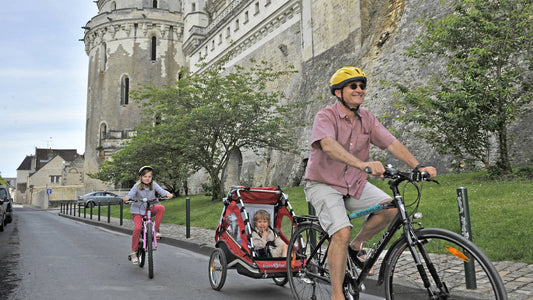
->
[60, 213, 533, 299]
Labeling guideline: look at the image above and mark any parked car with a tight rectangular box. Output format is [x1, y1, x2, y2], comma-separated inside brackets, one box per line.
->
[77, 191, 122, 208]
[0, 185, 13, 232]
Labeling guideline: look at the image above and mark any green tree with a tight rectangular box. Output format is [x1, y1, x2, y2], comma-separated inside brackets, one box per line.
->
[129, 59, 302, 201]
[90, 129, 194, 195]
[393, 0, 533, 174]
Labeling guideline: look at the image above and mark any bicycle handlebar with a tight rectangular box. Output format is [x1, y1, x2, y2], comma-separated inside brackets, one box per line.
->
[124, 197, 170, 204]
[366, 164, 438, 184]
[347, 164, 437, 220]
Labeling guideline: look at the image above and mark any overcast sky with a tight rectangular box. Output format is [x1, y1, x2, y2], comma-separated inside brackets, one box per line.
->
[0, 1, 98, 178]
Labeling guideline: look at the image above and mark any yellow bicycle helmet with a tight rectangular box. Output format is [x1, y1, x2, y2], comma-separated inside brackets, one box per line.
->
[329, 67, 367, 95]
[138, 165, 154, 176]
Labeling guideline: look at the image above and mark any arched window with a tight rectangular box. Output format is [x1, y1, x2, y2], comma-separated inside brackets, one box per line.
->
[111, 2, 116, 10]
[99, 123, 107, 146]
[151, 36, 157, 61]
[153, 0, 158, 8]
[120, 75, 130, 105]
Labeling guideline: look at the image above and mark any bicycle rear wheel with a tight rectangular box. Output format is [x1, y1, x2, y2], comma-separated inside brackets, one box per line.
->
[287, 222, 332, 300]
[146, 223, 154, 279]
[384, 228, 507, 299]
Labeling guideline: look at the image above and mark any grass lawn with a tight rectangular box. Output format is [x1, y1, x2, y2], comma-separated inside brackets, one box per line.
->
[96, 168, 533, 264]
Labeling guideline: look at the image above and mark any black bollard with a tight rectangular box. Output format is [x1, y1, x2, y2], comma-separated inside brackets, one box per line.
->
[186, 198, 190, 239]
[120, 200, 124, 226]
[457, 187, 476, 289]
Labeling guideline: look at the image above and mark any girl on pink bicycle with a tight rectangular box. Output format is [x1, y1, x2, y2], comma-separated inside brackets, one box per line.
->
[122, 166, 173, 265]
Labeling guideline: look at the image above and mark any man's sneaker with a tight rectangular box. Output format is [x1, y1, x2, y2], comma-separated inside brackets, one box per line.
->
[348, 246, 374, 276]
[156, 232, 161, 239]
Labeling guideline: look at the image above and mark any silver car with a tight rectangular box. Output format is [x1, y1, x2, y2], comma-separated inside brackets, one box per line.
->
[77, 191, 122, 208]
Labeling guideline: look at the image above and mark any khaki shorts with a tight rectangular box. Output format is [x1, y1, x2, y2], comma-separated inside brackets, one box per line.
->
[304, 180, 391, 236]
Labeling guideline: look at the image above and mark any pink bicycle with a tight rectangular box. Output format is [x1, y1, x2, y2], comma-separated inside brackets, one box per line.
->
[127, 197, 165, 278]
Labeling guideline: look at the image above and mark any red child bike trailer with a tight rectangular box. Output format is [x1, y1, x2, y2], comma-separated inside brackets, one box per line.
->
[208, 185, 302, 290]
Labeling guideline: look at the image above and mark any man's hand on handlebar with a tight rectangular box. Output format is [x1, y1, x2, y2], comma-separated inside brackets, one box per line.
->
[361, 161, 386, 177]
[418, 166, 437, 179]
[363, 163, 438, 181]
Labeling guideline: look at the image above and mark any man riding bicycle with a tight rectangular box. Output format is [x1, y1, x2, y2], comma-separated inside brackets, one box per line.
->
[304, 66, 437, 300]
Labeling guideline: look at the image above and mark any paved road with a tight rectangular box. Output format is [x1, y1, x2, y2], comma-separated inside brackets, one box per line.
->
[1, 207, 385, 300]
[1, 207, 295, 299]
[61, 204, 533, 300]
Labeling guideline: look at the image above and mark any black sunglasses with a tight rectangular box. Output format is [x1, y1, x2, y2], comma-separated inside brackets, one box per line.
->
[348, 82, 366, 90]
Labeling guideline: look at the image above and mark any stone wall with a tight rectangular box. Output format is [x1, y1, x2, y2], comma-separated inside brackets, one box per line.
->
[29, 185, 83, 209]
[222, 0, 532, 188]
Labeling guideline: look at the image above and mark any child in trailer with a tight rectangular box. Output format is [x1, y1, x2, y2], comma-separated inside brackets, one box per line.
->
[251, 209, 288, 258]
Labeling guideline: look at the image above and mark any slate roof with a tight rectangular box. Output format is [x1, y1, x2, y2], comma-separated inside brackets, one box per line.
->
[16, 155, 33, 171]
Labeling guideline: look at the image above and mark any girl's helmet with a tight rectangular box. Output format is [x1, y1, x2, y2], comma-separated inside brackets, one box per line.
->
[138, 165, 153, 176]
[329, 66, 366, 95]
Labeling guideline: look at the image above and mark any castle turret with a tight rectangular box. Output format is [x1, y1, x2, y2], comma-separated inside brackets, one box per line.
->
[82, 0, 185, 189]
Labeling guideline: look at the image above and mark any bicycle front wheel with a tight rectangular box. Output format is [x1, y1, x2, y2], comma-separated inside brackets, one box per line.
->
[384, 228, 507, 300]
[146, 223, 154, 279]
[208, 248, 227, 291]
[287, 222, 332, 300]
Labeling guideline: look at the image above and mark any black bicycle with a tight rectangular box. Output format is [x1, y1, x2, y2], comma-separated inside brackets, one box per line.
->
[287, 164, 507, 299]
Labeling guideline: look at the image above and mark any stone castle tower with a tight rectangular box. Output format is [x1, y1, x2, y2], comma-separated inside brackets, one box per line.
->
[82, 0, 533, 192]
[82, 0, 186, 190]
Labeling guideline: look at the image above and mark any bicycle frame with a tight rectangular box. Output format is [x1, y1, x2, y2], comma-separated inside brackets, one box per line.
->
[289, 166, 506, 300]
[142, 204, 158, 251]
[346, 171, 450, 297]
[295, 169, 435, 288]
[298, 199, 405, 287]
[347, 176, 435, 290]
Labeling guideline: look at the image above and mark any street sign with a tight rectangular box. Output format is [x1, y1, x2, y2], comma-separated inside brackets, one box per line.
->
[46, 188, 52, 194]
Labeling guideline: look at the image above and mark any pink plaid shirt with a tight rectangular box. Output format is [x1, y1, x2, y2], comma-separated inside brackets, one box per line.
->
[304, 102, 395, 198]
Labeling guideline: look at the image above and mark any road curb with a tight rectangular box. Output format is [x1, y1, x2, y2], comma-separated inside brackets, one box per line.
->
[59, 213, 215, 257]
